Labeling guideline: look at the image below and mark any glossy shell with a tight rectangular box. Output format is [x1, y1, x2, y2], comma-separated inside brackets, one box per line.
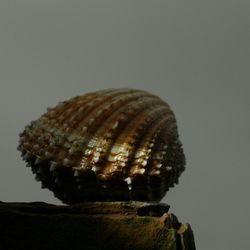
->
[18, 89, 185, 204]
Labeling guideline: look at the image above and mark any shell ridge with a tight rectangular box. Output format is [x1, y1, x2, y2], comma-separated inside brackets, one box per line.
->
[51, 89, 124, 135]
[67, 89, 142, 134]
[146, 119, 184, 195]
[92, 97, 164, 173]
[35, 90, 146, 168]
[123, 109, 170, 179]
[79, 93, 157, 171]
[99, 103, 168, 179]
[128, 112, 174, 177]
[144, 120, 174, 198]
[51, 91, 152, 168]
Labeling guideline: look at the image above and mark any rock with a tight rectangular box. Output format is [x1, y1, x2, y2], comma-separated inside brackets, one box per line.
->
[0, 201, 195, 250]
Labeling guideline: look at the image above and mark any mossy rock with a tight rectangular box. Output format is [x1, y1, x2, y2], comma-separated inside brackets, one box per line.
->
[0, 201, 195, 250]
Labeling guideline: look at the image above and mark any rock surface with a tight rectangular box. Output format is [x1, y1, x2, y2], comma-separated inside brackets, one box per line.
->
[0, 201, 195, 250]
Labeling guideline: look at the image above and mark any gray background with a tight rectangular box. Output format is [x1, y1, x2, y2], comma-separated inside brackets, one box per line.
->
[0, 1, 249, 249]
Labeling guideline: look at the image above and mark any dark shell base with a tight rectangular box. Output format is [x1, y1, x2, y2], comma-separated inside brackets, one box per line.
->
[27, 160, 175, 204]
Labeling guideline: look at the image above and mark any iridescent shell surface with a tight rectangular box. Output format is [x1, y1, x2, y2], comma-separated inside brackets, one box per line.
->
[18, 89, 185, 204]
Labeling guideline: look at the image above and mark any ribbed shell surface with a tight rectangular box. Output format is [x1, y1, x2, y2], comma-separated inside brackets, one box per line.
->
[18, 89, 185, 203]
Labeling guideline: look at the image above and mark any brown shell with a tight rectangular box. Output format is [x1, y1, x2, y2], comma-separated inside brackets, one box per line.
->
[18, 88, 185, 203]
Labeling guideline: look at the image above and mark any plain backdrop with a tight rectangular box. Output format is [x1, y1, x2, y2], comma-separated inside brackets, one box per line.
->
[0, 1, 249, 249]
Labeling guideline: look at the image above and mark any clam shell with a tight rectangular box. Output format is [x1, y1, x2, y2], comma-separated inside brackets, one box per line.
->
[18, 88, 185, 203]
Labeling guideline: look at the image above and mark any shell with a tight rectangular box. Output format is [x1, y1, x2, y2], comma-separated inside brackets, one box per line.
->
[18, 88, 185, 204]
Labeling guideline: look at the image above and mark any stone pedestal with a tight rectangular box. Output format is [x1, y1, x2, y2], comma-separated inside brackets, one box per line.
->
[0, 201, 195, 250]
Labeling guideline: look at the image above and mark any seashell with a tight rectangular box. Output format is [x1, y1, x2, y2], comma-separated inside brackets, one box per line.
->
[18, 88, 185, 204]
